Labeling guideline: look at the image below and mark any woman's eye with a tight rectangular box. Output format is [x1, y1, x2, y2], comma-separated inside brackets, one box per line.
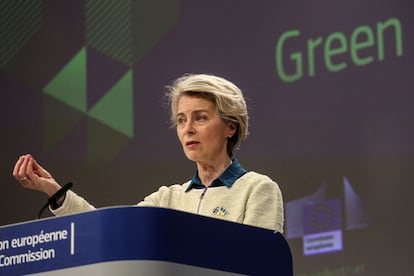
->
[177, 117, 185, 124]
[196, 115, 207, 121]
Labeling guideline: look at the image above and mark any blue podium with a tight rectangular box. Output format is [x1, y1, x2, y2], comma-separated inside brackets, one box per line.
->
[0, 207, 292, 275]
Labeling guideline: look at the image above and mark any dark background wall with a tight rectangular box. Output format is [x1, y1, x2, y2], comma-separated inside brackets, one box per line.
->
[1, 1, 413, 275]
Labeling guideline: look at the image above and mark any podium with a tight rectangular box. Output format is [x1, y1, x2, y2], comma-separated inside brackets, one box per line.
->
[0, 206, 292, 275]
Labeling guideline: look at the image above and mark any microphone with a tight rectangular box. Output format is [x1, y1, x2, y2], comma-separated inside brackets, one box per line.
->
[37, 182, 73, 219]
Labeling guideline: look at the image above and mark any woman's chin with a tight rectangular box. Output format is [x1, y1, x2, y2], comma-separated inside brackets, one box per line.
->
[184, 152, 203, 163]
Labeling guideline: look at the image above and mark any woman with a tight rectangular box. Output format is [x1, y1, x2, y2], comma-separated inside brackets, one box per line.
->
[13, 74, 284, 232]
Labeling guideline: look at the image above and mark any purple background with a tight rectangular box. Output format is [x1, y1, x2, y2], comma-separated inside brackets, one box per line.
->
[1, 0, 414, 275]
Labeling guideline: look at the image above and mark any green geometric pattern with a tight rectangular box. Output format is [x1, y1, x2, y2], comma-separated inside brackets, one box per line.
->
[41, 0, 179, 158]
[85, 0, 179, 67]
[43, 47, 134, 154]
[89, 70, 134, 138]
[86, 0, 132, 66]
[0, 0, 42, 67]
[44, 48, 87, 113]
[42, 95, 85, 153]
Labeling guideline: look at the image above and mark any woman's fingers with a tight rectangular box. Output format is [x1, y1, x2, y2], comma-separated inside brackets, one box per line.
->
[30, 156, 51, 178]
[13, 154, 59, 195]
[12, 155, 23, 177]
[13, 155, 29, 180]
[12, 155, 33, 189]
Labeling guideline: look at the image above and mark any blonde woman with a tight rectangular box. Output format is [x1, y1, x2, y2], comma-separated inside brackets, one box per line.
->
[13, 74, 284, 232]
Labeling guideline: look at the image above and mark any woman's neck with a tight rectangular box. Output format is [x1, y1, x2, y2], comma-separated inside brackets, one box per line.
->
[196, 157, 232, 187]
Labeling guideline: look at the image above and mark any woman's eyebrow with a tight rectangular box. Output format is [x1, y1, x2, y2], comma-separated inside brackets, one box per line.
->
[176, 109, 209, 116]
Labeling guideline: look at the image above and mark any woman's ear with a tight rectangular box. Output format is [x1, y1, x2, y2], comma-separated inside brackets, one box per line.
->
[227, 121, 237, 137]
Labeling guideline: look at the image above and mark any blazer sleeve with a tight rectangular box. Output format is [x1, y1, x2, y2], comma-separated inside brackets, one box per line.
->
[50, 190, 96, 216]
[243, 175, 284, 232]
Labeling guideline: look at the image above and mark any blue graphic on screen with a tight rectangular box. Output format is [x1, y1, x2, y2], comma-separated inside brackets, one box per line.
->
[303, 199, 342, 234]
[285, 177, 369, 256]
[303, 199, 343, 255]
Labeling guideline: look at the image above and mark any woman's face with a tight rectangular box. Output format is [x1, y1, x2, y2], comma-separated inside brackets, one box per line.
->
[176, 95, 235, 164]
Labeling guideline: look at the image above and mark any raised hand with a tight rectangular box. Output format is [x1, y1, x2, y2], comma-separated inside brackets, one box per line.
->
[13, 154, 61, 197]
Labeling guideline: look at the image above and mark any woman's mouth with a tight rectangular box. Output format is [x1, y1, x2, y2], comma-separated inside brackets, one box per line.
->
[186, 141, 199, 149]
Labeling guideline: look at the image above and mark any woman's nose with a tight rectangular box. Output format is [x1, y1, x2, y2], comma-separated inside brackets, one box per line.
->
[184, 120, 195, 134]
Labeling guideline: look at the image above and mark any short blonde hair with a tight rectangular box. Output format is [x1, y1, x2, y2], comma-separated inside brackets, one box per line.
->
[166, 73, 249, 157]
